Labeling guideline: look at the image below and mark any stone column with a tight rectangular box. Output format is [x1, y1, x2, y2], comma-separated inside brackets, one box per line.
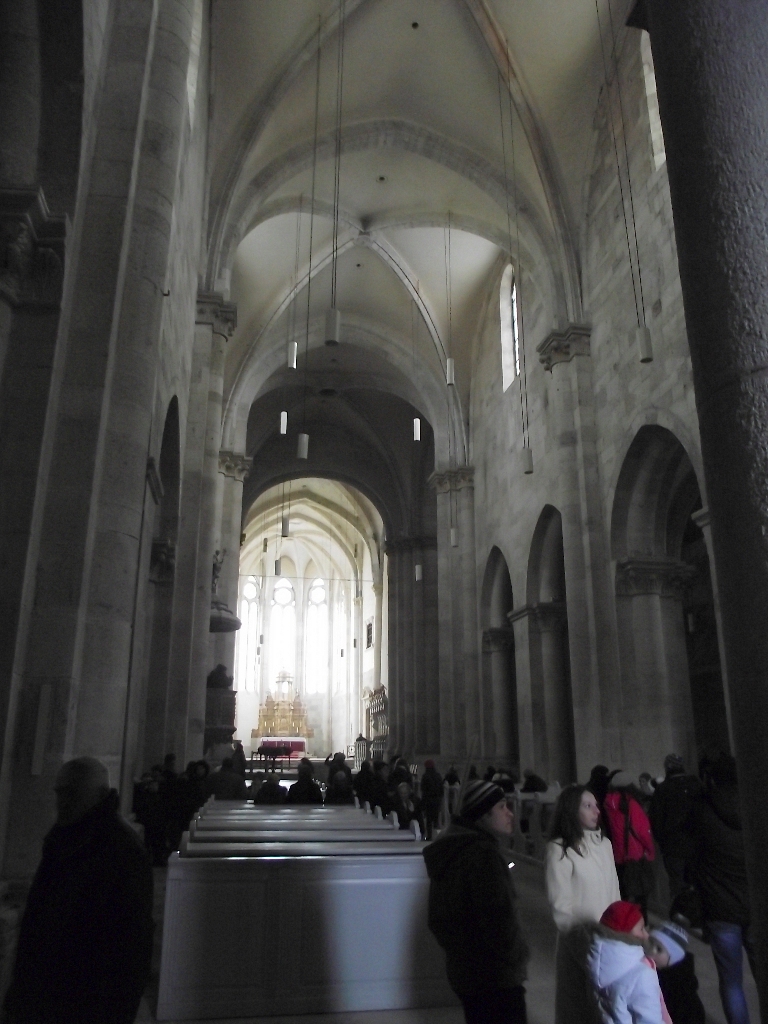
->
[482, 627, 517, 763]
[400, 543, 416, 757]
[75, 0, 196, 797]
[412, 539, 427, 754]
[537, 326, 622, 776]
[508, 607, 535, 773]
[0, 0, 159, 878]
[534, 602, 574, 785]
[456, 469, 481, 755]
[628, 3, 768, 997]
[372, 580, 383, 690]
[165, 294, 235, 763]
[690, 506, 734, 750]
[422, 539, 440, 753]
[615, 558, 697, 771]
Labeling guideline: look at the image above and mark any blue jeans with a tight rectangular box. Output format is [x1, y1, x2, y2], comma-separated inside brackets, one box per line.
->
[707, 920, 756, 1024]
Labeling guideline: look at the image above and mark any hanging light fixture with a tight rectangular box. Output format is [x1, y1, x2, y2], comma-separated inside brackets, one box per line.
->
[262, 538, 268, 553]
[282, 515, 290, 538]
[450, 526, 458, 548]
[636, 324, 653, 363]
[446, 358, 455, 386]
[274, 557, 282, 576]
[325, 307, 341, 346]
[280, 410, 288, 434]
[297, 432, 309, 459]
[522, 445, 534, 475]
[413, 417, 421, 441]
[415, 563, 423, 581]
[287, 340, 298, 369]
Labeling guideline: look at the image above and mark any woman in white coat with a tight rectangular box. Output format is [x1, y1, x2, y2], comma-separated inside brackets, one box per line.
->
[546, 784, 621, 1024]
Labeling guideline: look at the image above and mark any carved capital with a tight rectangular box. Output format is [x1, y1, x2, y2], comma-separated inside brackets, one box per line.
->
[219, 450, 252, 481]
[429, 466, 475, 493]
[150, 539, 176, 584]
[615, 558, 696, 598]
[537, 323, 591, 372]
[482, 626, 515, 652]
[196, 291, 237, 338]
[0, 188, 66, 307]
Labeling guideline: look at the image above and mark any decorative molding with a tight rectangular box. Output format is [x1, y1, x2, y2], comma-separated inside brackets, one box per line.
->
[218, 450, 252, 481]
[507, 601, 566, 627]
[196, 290, 237, 338]
[146, 457, 164, 505]
[615, 558, 696, 598]
[0, 188, 66, 308]
[150, 540, 176, 584]
[428, 466, 475, 493]
[482, 626, 515, 652]
[537, 323, 591, 372]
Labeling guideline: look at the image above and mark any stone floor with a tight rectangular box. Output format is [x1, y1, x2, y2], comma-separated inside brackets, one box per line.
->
[138, 861, 759, 1024]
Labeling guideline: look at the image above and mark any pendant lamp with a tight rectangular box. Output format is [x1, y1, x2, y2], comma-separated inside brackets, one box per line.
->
[636, 325, 653, 363]
[450, 526, 458, 548]
[274, 558, 282, 576]
[522, 445, 534, 475]
[262, 538, 268, 552]
[413, 417, 421, 441]
[297, 433, 309, 459]
[446, 357, 455, 386]
[415, 563, 423, 582]
[282, 515, 290, 538]
[287, 341, 298, 369]
[325, 307, 341, 345]
[280, 410, 288, 434]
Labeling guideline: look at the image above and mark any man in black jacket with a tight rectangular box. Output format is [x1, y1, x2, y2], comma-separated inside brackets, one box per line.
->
[688, 754, 755, 1024]
[4, 757, 154, 1024]
[423, 779, 529, 1024]
[649, 752, 701, 903]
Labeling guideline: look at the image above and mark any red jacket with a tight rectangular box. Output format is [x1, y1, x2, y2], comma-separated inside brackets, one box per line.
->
[603, 792, 655, 864]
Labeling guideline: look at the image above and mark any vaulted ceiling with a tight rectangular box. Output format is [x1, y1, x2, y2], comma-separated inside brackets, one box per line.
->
[212, 0, 630, 504]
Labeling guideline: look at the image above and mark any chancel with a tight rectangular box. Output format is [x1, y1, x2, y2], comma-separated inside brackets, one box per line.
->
[0, 1, 766, 1022]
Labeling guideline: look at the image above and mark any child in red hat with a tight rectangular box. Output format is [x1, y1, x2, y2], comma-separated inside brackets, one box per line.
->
[588, 901, 670, 1023]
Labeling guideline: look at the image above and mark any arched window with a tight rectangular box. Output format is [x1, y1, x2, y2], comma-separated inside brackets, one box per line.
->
[500, 264, 520, 391]
[235, 575, 260, 692]
[305, 578, 329, 694]
[269, 577, 296, 691]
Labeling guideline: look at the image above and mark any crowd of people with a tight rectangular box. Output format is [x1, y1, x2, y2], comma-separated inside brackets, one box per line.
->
[423, 750, 754, 1024]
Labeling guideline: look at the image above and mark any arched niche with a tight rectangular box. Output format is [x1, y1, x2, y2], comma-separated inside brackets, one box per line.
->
[140, 397, 181, 769]
[480, 547, 519, 768]
[610, 424, 729, 771]
[524, 506, 576, 785]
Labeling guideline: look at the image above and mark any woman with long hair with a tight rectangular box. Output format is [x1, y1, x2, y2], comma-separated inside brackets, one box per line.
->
[545, 784, 620, 1024]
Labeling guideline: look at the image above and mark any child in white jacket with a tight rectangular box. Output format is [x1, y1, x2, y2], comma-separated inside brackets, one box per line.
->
[588, 901, 671, 1024]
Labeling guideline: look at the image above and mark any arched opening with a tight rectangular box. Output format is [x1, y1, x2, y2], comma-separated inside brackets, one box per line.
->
[140, 397, 180, 768]
[480, 547, 519, 768]
[235, 478, 385, 758]
[611, 424, 728, 771]
[526, 505, 576, 785]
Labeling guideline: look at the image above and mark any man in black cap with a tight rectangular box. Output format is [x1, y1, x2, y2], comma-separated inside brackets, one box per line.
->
[423, 779, 529, 1023]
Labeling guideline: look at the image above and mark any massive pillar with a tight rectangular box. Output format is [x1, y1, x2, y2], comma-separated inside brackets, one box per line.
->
[165, 294, 235, 763]
[211, 452, 251, 673]
[0, 0, 160, 876]
[538, 326, 622, 775]
[482, 626, 516, 764]
[629, 1, 768, 1004]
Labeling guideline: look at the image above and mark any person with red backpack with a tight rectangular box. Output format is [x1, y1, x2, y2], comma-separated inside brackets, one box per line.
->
[602, 772, 656, 919]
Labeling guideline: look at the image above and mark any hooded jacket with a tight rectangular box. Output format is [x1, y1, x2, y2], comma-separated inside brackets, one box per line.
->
[422, 819, 529, 997]
[603, 792, 655, 864]
[588, 927, 665, 1024]
[5, 790, 154, 1024]
[689, 783, 749, 925]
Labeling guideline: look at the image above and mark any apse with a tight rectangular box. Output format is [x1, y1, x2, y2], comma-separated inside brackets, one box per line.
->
[233, 477, 386, 758]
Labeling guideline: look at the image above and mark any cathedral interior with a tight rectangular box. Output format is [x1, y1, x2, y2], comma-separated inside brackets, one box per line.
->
[0, 0, 766, 1019]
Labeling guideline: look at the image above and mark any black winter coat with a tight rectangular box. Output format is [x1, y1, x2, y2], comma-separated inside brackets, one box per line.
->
[658, 952, 706, 1024]
[422, 819, 529, 998]
[689, 784, 750, 926]
[5, 790, 154, 1024]
[286, 778, 323, 804]
[649, 772, 700, 859]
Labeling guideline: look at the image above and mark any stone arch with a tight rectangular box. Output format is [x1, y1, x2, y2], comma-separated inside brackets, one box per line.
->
[610, 424, 729, 772]
[525, 505, 576, 785]
[480, 547, 519, 768]
[140, 397, 181, 769]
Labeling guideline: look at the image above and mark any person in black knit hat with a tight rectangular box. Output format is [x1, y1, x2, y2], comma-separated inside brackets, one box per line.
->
[423, 779, 529, 1024]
